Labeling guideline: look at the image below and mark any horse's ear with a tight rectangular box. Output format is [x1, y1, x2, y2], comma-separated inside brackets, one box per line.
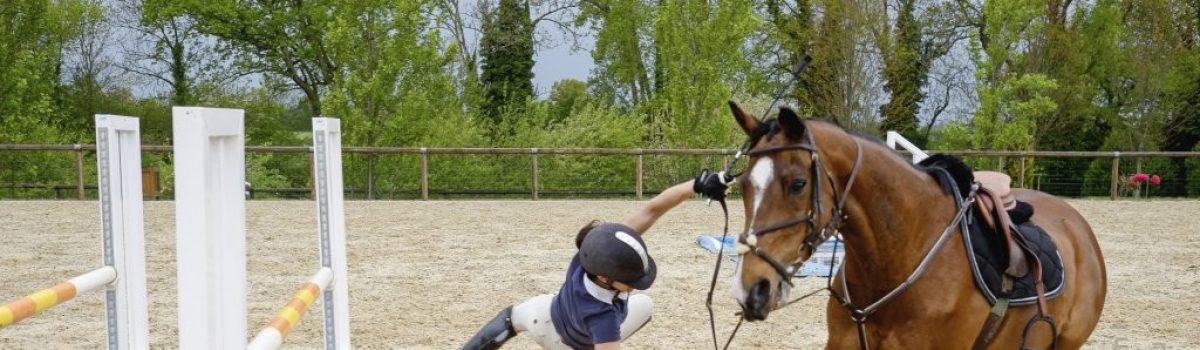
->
[778, 107, 806, 140]
[729, 101, 759, 136]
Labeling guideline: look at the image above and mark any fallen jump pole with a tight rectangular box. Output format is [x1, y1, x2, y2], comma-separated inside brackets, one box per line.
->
[246, 268, 334, 350]
[0, 266, 116, 326]
[0, 115, 149, 350]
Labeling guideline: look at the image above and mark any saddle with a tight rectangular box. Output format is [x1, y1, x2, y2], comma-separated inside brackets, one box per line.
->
[969, 171, 1063, 349]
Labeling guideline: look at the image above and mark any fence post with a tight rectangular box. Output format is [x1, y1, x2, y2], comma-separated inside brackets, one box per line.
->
[420, 147, 429, 200]
[366, 150, 375, 200]
[1018, 155, 1027, 188]
[998, 156, 1006, 171]
[635, 149, 643, 200]
[1110, 152, 1120, 200]
[531, 148, 539, 200]
[74, 144, 85, 200]
[308, 150, 316, 199]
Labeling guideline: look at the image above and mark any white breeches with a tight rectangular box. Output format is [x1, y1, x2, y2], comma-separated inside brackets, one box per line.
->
[510, 294, 653, 349]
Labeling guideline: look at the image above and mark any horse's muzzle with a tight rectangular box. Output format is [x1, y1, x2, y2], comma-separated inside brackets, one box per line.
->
[742, 279, 773, 321]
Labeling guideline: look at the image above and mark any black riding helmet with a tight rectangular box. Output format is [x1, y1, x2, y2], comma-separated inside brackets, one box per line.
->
[577, 222, 658, 290]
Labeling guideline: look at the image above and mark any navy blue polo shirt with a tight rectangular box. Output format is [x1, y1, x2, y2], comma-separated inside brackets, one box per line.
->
[550, 255, 628, 349]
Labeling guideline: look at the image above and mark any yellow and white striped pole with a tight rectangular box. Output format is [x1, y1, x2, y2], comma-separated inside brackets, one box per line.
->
[0, 266, 117, 327]
[247, 267, 333, 350]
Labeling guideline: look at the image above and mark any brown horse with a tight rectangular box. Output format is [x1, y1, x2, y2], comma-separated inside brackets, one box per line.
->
[726, 101, 1106, 349]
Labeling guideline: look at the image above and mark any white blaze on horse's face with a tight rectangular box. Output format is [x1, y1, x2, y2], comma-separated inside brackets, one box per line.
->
[749, 156, 775, 222]
[732, 156, 776, 305]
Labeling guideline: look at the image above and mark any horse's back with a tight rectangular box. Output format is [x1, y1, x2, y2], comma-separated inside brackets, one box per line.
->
[1004, 189, 1107, 349]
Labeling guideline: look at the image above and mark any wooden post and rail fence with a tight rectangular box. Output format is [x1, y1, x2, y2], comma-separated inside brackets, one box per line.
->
[2, 144, 1199, 201]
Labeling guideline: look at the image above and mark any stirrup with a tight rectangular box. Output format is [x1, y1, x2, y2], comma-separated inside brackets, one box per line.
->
[1019, 314, 1058, 350]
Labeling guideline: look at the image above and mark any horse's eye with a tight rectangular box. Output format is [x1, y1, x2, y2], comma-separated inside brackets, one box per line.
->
[789, 179, 807, 195]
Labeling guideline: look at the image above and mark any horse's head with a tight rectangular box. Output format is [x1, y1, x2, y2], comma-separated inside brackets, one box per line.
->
[727, 101, 859, 321]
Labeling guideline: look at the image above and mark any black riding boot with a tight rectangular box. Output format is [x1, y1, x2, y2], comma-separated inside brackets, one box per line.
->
[462, 306, 517, 350]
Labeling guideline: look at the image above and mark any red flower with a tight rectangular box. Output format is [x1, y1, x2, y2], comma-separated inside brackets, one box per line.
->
[1132, 173, 1150, 183]
[1151, 174, 1162, 186]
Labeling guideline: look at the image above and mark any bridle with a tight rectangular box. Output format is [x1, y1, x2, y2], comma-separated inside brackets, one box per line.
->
[702, 119, 861, 350]
[735, 120, 863, 285]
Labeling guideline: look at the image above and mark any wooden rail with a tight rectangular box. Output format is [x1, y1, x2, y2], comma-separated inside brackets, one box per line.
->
[5, 144, 1200, 201]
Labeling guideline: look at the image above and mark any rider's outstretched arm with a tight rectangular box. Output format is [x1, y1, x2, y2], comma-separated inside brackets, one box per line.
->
[622, 170, 734, 235]
[621, 180, 696, 235]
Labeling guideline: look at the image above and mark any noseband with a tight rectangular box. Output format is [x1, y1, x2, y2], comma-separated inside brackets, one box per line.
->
[736, 121, 863, 283]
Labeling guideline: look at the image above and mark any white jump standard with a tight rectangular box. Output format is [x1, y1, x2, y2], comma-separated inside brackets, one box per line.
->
[0, 115, 150, 350]
[173, 107, 248, 350]
[172, 110, 350, 350]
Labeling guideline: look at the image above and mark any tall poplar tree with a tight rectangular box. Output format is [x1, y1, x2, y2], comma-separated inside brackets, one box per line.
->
[478, 0, 535, 132]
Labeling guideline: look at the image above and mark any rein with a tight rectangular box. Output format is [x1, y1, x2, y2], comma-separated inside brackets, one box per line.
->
[829, 180, 978, 350]
[703, 197, 747, 350]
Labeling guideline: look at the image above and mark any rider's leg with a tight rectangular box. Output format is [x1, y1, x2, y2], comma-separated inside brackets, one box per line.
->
[620, 294, 654, 340]
[462, 305, 517, 350]
[510, 294, 572, 350]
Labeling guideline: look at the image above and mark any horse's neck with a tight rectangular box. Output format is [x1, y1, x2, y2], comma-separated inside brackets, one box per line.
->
[836, 142, 960, 301]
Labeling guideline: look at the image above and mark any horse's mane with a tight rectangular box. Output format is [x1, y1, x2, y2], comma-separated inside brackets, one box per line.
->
[750, 117, 886, 145]
[799, 118, 971, 196]
[752, 117, 962, 193]
[916, 154, 975, 196]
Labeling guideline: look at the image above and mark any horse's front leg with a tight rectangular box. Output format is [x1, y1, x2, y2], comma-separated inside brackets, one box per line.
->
[824, 298, 861, 350]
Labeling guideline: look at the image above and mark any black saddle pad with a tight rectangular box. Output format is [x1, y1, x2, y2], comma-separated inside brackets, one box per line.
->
[917, 154, 1065, 306]
[964, 206, 1066, 306]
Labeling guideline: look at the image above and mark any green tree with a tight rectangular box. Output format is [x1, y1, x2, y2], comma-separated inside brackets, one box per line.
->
[0, 0, 91, 144]
[119, 0, 229, 106]
[580, 0, 762, 147]
[0, 0, 95, 197]
[58, 0, 122, 142]
[762, 0, 877, 130]
[1164, 51, 1200, 194]
[970, 0, 1050, 151]
[874, 0, 956, 146]
[325, 0, 482, 197]
[579, 0, 656, 106]
[650, 0, 761, 147]
[547, 79, 589, 123]
[167, 0, 336, 116]
[479, 0, 535, 133]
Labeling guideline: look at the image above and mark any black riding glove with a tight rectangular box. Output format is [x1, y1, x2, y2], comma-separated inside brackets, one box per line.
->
[694, 169, 735, 201]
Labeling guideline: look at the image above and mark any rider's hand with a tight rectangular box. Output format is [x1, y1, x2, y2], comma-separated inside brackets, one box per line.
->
[694, 169, 735, 201]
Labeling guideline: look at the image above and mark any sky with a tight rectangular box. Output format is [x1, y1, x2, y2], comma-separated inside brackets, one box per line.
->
[531, 36, 595, 98]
